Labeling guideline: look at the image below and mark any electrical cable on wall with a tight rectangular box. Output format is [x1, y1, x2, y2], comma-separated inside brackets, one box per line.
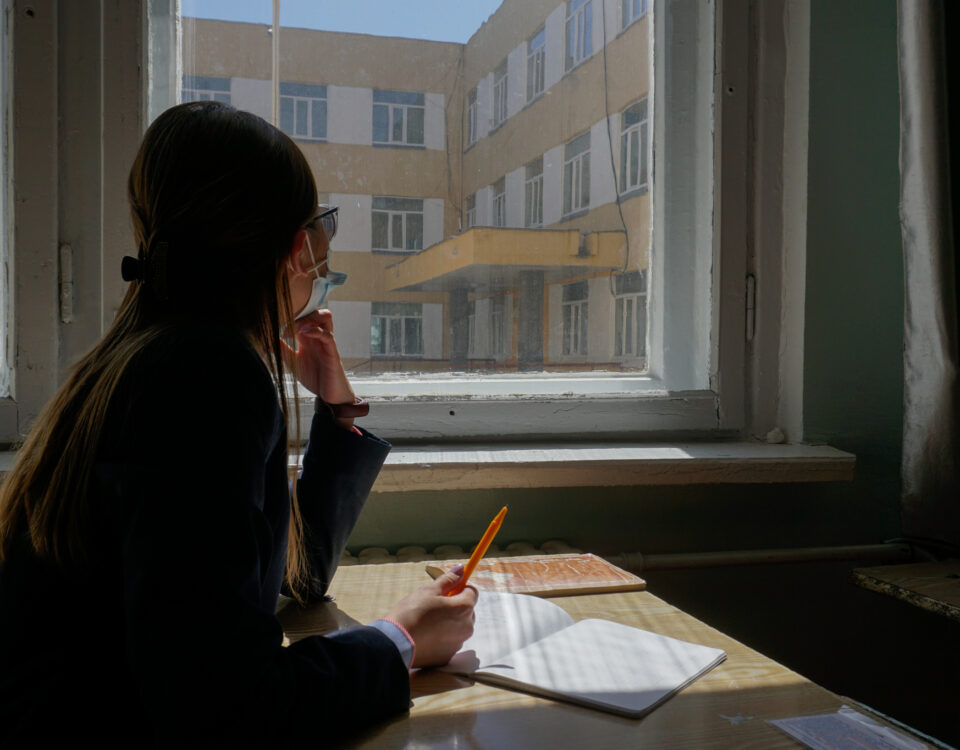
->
[600, 0, 632, 299]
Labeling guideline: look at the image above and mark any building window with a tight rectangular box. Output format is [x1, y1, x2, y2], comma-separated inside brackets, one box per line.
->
[182, 75, 230, 103]
[622, 0, 649, 30]
[614, 271, 647, 358]
[372, 197, 424, 253]
[562, 281, 589, 356]
[373, 90, 425, 147]
[524, 157, 544, 227]
[527, 27, 546, 102]
[620, 99, 648, 193]
[491, 295, 508, 356]
[465, 193, 477, 229]
[279, 82, 327, 141]
[492, 178, 506, 227]
[563, 132, 591, 216]
[565, 0, 593, 72]
[466, 86, 478, 147]
[492, 59, 508, 129]
[371, 302, 424, 357]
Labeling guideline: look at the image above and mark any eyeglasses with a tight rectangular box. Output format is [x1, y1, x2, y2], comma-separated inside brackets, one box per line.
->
[307, 204, 338, 242]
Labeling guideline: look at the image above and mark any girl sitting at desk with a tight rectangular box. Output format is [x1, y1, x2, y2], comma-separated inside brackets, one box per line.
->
[0, 101, 477, 747]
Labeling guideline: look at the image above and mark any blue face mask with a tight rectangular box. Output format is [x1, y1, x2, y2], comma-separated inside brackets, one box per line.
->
[294, 234, 347, 320]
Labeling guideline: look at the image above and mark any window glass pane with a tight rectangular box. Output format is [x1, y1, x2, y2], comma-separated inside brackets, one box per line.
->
[389, 318, 402, 354]
[637, 296, 647, 357]
[407, 107, 424, 144]
[405, 317, 423, 355]
[563, 280, 588, 302]
[392, 107, 404, 142]
[372, 103, 389, 142]
[577, 302, 587, 354]
[371, 317, 386, 354]
[295, 99, 307, 135]
[280, 96, 294, 134]
[620, 132, 628, 192]
[583, 3, 593, 58]
[313, 99, 327, 138]
[406, 212, 423, 250]
[391, 213, 403, 249]
[614, 297, 624, 356]
[640, 121, 649, 185]
[181, 0, 653, 380]
[371, 211, 388, 249]
[581, 152, 590, 207]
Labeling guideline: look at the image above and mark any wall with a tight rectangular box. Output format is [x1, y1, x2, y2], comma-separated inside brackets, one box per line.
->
[346, 0, 960, 744]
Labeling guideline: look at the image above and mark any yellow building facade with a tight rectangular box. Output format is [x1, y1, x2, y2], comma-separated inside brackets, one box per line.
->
[183, 0, 650, 374]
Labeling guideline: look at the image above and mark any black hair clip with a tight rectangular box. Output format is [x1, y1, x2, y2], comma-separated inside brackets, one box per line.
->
[120, 242, 170, 301]
[120, 254, 144, 282]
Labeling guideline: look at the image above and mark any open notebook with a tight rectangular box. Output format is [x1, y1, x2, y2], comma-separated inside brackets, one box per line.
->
[440, 592, 726, 718]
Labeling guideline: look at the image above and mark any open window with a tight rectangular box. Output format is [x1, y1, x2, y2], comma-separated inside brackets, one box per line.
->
[3, 1, 764, 450]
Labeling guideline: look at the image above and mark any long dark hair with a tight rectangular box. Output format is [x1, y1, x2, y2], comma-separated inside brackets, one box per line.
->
[0, 102, 316, 597]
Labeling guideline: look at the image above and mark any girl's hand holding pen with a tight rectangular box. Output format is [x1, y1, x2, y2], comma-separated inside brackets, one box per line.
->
[385, 565, 478, 668]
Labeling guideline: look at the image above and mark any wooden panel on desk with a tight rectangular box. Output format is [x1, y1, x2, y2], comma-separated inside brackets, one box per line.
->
[277, 560, 934, 750]
[853, 560, 960, 624]
[424, 553, 647, 597]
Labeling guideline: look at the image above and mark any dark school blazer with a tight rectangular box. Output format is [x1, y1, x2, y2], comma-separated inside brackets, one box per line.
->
[0, 326, 407, 748]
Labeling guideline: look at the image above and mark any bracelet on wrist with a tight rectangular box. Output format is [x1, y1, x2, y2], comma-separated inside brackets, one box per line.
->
[315, 396, 369, 418]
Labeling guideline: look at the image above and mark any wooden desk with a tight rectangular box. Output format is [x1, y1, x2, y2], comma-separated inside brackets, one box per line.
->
[278, 561, 930, 749]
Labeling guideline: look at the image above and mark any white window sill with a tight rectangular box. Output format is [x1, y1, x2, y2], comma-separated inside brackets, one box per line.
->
[302, 441, 855, 493]
[2, 442, 854, 493]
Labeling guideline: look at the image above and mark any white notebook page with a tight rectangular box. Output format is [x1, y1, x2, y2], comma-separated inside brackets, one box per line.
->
[477, 618, 727, 717]
[442, 591, 575, 673]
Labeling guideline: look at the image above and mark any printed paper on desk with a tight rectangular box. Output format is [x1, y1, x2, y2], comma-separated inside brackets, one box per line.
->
[769, 706, 930, 750]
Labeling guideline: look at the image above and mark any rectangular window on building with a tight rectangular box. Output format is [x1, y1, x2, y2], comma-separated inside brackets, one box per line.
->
[562, 280, 589, 356]
[373, 90, 425, 147]
[563, 132, 591, 216]
[565, 0, 593, 72]
[524, 157, 544, 227]
[492, 59, 508, 129]
[371, 302, 423, 357]
[466, 86, 478, 148]
[490, 295, 507, 356]
[492, 178, 506, 227]
[372, 197, 424, 253]
[622, 0, 649, 30]
[613, 270, 647, 359]
[620, 99, 648, 193]
[182, 74, 230, 104]
[279, 82, 327, 142]
[527, 27, 546, 102]
[465, 193, 477, 230]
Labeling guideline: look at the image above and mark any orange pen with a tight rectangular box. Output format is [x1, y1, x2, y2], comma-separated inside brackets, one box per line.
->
[447, 506, 508, 596]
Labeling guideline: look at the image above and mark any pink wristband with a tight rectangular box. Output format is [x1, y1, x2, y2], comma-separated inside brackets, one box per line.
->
[381, 617, 416, 667]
